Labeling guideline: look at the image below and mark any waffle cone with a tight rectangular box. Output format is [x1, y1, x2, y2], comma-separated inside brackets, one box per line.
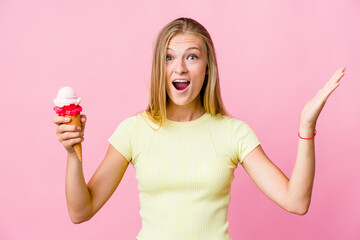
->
[65, 114, 82, 161]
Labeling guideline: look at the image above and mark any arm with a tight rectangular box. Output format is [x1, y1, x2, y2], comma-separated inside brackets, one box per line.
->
[54, 115, 129, 223]
[241, 67, 346, 215]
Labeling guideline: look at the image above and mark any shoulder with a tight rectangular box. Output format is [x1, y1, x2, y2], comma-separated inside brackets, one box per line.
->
[211, 114, 258, 140]
[209, 113, 250, 128]
[110, 111, 145, 135]
[114, 111, 150, 126]
[114, 113, 139, 129]
[115, 111, 163, 133]
[109, 111, 149, 145]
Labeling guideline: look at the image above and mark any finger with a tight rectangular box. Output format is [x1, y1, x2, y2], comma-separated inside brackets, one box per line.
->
[62, 137, 84, 148]
[335, 66, 346, 74]
[333, 66, 346, 76]
[58, 131, 84, 142]
[56, 123, 82, 134]
[320, 79, 342, 102]
[323, 71, 345, 94]
[53, 116, 71, 125]
[80, 114, 86, 132]
[328, 67, 346, 85]
[326, 82, 341, 97]
[325, 73, 342, 90]
[332, 71, 345, 84]
[326, 71, 344, 91]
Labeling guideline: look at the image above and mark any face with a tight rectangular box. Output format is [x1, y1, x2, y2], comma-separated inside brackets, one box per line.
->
[165, 33, 207, 109]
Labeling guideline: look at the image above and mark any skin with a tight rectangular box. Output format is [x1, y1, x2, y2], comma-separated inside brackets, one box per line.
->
[165, 34, 207, 121]
[53, 33, 346, 223]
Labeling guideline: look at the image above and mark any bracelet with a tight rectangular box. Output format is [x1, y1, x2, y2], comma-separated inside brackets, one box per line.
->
[298, 129, 316, 140]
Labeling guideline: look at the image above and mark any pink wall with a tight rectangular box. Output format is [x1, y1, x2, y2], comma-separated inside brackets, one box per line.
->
[1, 0, 359, 239]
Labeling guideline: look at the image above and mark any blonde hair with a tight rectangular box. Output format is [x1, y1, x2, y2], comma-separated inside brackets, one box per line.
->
[145, 17, 227, 127]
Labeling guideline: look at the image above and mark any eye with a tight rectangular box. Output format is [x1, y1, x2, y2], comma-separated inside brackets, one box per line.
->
[188, 54, 198, 60]
[166, 55, 173, 61]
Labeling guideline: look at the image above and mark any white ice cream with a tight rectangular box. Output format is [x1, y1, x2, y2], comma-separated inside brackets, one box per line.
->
[53, 87, 81, 107]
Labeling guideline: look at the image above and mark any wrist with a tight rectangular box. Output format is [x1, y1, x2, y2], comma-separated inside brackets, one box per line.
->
[299, 125, 316, 139]
[300, 120, 316, 130]
[67, 151, 81, 162]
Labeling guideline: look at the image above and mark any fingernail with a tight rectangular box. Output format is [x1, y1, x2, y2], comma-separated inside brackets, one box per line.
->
[77, 127, 81, 131]
[65, 117, 71, 122]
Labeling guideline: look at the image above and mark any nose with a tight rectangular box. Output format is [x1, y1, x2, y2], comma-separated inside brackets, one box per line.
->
[174, 59, 188, 74]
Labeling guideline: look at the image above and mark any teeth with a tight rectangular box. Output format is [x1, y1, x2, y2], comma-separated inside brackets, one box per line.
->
[173, 80, 190, 83]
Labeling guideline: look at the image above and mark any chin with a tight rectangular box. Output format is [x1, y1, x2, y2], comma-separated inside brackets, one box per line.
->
[170, 99, 192, 106]
[168, 95, 200, 108]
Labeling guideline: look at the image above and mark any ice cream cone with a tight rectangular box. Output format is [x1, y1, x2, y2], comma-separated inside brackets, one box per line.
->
[54, 87, 83, 161]
[66, 114, 82, 161]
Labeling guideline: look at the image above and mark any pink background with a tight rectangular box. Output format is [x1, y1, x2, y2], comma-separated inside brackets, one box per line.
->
[1, 0, 359, 239]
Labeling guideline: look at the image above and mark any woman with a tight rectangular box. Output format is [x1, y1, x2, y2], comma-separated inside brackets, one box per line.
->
[53, 18, 345, 239]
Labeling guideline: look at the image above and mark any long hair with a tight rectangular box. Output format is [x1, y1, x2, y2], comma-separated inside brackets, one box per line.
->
[145, 17, 227, 127]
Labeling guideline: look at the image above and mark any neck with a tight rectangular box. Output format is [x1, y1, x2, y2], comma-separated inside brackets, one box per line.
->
[166, 99, 205, 122]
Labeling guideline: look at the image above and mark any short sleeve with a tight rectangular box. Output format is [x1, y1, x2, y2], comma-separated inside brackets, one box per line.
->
[232, 120, 260, 164]
[108, 116, 137, 162]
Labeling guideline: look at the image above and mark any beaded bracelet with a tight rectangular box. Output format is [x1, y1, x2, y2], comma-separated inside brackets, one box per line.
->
[298, 129, 317, 140]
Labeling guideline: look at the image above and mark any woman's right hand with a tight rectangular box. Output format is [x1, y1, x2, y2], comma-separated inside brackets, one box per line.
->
[53, 114, 86, 153]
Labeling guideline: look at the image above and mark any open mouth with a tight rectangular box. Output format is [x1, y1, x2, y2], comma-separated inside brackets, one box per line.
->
[172, 80, 190, 91]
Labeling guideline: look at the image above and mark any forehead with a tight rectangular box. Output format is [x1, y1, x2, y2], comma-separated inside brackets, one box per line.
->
[168, 33, 203, 50]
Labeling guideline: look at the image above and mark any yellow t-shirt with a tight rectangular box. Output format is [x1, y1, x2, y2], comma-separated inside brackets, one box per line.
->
[108, 111, 260, 240]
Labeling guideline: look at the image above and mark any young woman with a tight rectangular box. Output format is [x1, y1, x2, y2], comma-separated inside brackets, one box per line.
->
[53, 18, 345, 239]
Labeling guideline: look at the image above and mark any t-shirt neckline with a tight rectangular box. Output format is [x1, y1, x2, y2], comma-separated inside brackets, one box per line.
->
[165, 112, 211, 126]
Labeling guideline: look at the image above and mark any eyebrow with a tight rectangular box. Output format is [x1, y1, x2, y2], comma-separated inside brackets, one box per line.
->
[167, 47, 201, 52]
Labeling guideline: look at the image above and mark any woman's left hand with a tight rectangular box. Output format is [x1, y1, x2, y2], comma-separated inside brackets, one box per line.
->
[300, 67, 346, 129]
